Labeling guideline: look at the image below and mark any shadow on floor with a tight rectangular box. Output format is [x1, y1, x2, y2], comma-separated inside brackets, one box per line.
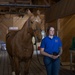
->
[60, 68, 75, 75]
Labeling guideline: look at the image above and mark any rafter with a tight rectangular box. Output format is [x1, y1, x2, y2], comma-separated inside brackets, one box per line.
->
[44, 0, 50, 5]
[0, 1, 50, 15]
[13, 0, 32, 4]
[0, 4, 50, 8]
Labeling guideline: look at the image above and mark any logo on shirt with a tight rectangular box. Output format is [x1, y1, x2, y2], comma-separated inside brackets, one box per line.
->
[55, 39, 58, 42]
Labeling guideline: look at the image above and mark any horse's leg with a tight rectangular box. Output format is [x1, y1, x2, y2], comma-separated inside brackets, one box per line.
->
[9, 56, 15, 75]
[14, 57, 20, 75]
[24, 59, 32, 75]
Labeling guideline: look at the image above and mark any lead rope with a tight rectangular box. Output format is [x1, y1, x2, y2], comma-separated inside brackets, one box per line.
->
[34, 36, 45, 66]
[34, 36, 53, 68]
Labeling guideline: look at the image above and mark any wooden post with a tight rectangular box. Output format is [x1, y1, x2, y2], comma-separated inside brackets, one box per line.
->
[57, 19, 61, 37]
[14, 0, 17, 3]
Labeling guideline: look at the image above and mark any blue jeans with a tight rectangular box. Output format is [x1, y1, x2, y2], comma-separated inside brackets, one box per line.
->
[44, 56, 60, 75]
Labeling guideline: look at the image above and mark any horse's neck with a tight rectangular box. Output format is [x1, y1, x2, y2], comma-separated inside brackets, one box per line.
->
[21, 16, 30, 32]
[21, 20, 29, 35]
[16, 17, 33, 43]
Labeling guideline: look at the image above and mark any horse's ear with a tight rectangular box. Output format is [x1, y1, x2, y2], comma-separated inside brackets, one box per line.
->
[27, 9, 33, 16]
[36, 10, 41, 15]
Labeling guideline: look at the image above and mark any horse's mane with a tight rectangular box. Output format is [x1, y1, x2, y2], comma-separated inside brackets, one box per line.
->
[21, 16, 30, 30]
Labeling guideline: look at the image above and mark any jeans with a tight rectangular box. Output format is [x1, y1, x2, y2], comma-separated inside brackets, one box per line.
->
[44, 56, 60, 75]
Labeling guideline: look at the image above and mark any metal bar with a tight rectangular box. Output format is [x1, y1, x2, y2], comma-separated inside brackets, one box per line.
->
[0, 4, 50, 8]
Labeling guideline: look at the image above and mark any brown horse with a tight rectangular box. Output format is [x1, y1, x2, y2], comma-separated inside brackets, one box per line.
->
[6, 10, 44, 75]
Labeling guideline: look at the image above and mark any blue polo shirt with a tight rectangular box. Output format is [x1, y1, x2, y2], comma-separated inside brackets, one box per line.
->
[40, 36, 62, 54]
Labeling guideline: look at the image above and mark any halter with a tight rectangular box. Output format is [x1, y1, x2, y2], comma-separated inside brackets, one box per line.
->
[28, 16, 42, 32]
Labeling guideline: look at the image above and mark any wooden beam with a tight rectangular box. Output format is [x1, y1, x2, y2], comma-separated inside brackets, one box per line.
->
[0, 4, 50, 8]
[13, 0, 32, 4]
[0, 11, 25, 15]
[44, 0, 50, 5]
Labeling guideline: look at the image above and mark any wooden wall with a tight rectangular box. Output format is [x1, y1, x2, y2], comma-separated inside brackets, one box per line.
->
[0, 14, 29, 42]
[58, 15, 75, 62]
[0, 15, 12, 42]
[0, 0, 13, 2]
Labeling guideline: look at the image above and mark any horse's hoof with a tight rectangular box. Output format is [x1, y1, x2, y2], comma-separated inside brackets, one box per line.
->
[12, 72, 15, 75]
[19, 73, 21, 75]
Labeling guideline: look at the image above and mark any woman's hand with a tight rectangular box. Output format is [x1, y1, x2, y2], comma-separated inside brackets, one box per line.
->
[51, 55, 60, 59]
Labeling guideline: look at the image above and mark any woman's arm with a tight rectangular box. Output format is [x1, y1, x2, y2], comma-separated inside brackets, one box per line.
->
[40, 47, 63, 59]
[58, 47, 63, 57]
[40, 48, 53, 58]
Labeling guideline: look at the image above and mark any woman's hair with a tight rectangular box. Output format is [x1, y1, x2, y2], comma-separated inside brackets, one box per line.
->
[46, 26, 55, 35]
[47, 26, 55, 32]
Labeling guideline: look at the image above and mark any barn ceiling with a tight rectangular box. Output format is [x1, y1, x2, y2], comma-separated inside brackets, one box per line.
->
[0, 0, 61, 15]
[52, 0, 61, 3]
[46, 0, 75, 22]
[0, 0, 61, 41]
[0, 0, 51, 15]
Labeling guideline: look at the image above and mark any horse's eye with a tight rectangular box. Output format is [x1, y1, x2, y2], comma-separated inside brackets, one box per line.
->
[31, 21, 33, 24]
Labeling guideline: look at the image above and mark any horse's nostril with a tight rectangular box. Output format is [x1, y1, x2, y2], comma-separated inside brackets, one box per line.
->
[35, 37, 41, 42]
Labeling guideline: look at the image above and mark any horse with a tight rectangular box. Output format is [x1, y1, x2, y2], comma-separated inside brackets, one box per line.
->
[6, 10, 44, 75]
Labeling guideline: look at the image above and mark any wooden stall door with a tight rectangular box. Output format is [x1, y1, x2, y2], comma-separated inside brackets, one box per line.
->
[57, 15, 75, 62]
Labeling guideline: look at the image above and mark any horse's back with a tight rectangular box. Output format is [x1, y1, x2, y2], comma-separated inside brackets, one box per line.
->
[6, 30, 19, 39]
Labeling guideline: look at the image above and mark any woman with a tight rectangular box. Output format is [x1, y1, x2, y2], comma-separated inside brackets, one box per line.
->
[40, 26, 62, 75]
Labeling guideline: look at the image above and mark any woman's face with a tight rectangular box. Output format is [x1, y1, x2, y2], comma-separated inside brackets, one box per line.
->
[49, 27, 55, 36]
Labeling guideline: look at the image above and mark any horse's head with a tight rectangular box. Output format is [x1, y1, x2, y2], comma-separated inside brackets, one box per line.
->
[27, 10, 45, 42]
